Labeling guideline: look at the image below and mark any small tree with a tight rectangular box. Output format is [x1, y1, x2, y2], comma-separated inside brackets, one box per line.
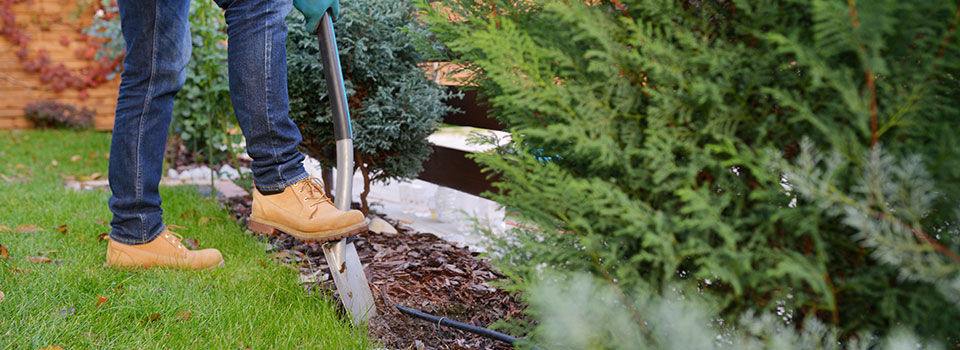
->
[287, 0, 456, 214]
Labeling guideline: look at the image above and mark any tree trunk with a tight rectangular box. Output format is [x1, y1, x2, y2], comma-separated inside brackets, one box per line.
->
[357, 153, 372, 215]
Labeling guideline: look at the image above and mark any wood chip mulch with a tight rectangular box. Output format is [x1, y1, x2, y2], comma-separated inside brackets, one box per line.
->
[222, 195, 529, 350]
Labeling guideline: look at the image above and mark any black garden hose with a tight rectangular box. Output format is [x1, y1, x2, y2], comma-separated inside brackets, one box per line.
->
[393, 303, 542, 349]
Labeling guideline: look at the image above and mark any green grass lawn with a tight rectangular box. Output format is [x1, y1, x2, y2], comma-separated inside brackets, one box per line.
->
[0, 130, 372, 349]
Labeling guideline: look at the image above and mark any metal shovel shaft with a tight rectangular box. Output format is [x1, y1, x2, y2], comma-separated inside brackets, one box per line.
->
[315, 11, 377, 325]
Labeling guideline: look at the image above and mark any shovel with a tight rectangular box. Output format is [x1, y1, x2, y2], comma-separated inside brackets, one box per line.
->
[313, 11, 377, 325]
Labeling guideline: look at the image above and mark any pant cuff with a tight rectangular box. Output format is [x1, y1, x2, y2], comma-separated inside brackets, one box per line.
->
[109, 223, 167, 246]
[255, 170, 308, 194]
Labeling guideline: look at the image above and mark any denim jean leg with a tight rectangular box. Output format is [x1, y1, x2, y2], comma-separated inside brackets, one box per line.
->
[216, 0, 309, 193]
[108, 0, 192, 245]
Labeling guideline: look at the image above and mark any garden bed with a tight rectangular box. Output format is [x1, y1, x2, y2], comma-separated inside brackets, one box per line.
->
[223, 194, 528, 349]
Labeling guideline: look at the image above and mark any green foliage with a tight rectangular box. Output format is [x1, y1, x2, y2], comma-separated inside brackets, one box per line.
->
[171, 0, 237, 164]
[23, 101, 94, 130]
[286, 0, 457, 213]
[423, 0, 960, 344]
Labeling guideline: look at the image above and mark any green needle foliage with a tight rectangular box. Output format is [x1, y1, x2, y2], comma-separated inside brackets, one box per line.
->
[286, 0, 457, 214]
[422, 0, 960, 345]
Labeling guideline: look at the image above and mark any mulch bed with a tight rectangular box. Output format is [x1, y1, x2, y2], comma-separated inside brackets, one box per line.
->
[222, 194, 528, 350]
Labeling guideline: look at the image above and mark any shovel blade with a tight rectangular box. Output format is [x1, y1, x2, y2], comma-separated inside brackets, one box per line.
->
[322, 239, 376, 325]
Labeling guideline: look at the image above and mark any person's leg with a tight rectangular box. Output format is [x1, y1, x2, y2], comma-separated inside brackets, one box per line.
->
[108, 0, 192, 245]
[215, 0, 366, 241]
[216, 0, 308, 193]
[107, 0, 223, 269]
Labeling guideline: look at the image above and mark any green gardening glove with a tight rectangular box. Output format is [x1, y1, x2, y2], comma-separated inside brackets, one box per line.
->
[293, 0, 340, 33]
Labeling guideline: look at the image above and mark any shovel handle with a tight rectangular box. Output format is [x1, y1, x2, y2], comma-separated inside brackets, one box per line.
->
[316, 12, 353, 211]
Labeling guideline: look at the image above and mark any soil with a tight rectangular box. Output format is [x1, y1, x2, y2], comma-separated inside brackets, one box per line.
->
[221, 193, 529, 350]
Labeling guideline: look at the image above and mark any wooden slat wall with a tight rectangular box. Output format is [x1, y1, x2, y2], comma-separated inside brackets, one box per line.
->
[0, 0, 120, 131]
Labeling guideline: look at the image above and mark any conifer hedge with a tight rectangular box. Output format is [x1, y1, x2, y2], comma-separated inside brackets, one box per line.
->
[423, 0, 960, 344]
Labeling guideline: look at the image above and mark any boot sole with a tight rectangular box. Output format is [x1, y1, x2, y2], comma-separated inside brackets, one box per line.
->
[248, 218, 368, 242]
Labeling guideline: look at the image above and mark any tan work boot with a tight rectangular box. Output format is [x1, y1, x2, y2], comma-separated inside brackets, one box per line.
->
[249, 177, 367, 242]
[106, 229, 224, 269]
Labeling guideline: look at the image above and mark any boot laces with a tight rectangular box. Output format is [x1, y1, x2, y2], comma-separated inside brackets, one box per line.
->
[164, 230, 186, 250]
[298, 177, 334, 216]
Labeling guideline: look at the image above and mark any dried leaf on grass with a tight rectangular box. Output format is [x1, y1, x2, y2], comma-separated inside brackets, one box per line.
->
[28, 256, 52, 264]
[0, 174, 28, 183]
[96, 295, 108, 307]
[54, 224, 68, 234]
[16, 224, 43, 233]
[97, 233, 109, 241]
[198, 217, 220, 225]
[95, 219, 107, 225]
[176, 310, 192, 322]
[37, 250, 58, 256]
[8, 267, 30, 274]
[70, 155, 82, 162]
[38, 346, 64, 350]
[179, 209, 199, 218]
[0, 245, 8, 260]
[0, 290, 4, 305]
[141, 313, 162, 324]
[0, 225, 10, 232]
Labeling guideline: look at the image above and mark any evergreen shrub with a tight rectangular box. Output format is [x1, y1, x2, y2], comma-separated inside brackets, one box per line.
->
[286, 0, 457, 213]
[423, 0, 960, 345]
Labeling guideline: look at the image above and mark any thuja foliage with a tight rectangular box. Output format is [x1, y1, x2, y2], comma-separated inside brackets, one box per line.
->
[422, 0, 960, 344]
[286, 0, 457, 213]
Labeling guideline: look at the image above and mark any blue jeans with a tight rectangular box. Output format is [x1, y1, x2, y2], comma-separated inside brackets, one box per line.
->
[109, 0, 308, 245]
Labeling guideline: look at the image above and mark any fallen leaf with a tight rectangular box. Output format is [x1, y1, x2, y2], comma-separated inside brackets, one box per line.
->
[0, 245, 7, 260]
[167, 224, 188, 231]
[95, 219, 107, 225]
[87, 172, 102, 180]
[114, 284, 124, 295]
[0, 290, 4, 305]
[38, 250, 59, 257]
[183, 238, 199, 249]
[28, 256, 52, 263]
[179, 209, 199, 218]
[198, 217, 220, 225]
[38, 346, 63, 350]
[16, 224, 43, 233]
[70, 155, 82, 162]
[0, 225, 10, 232]
[9, 267, 30, 274]
[175, 310, 192, 322]
[97, 232, 109, 241]
[96, 295, 108, 307]
[54, 224, 68, 234]
[50, 160, 58, 167]
[141, 313, 161, 324]
[104, 152, 110, 159]
[87, 152, 98, 159]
